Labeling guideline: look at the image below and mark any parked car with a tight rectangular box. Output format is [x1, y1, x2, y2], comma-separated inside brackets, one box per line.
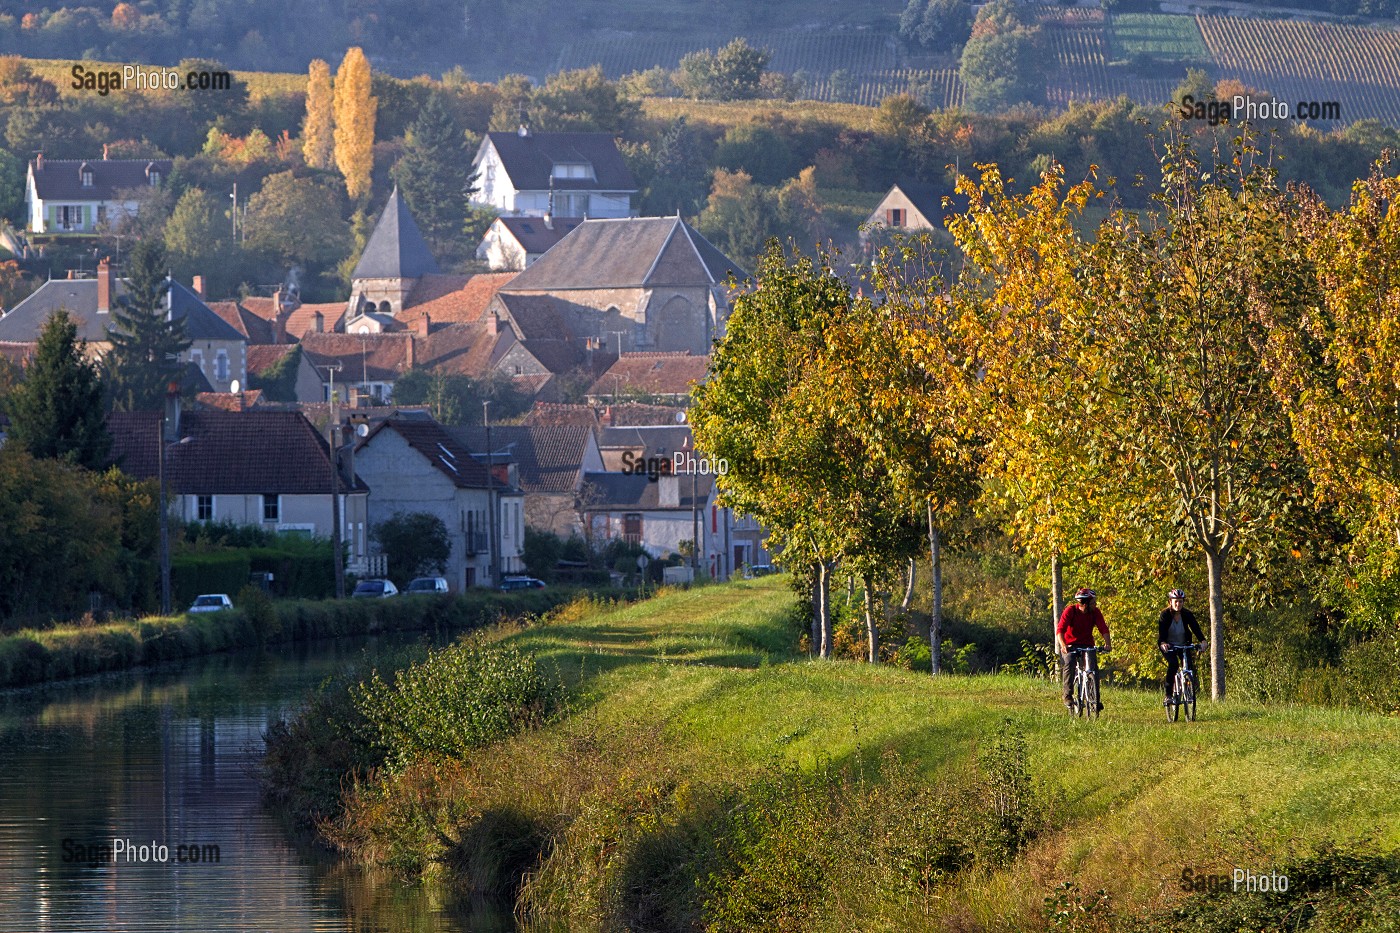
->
[499, 576, 546, 591]
[188, 593, 233, 613]
[406, 576, 449, 594]
[352, 579, 398, 598]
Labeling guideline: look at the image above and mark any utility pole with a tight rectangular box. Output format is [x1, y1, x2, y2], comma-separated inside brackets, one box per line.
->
[230, 182, 237, 242]
[483, 400, 499, 586]
[325, 363, 345, 598]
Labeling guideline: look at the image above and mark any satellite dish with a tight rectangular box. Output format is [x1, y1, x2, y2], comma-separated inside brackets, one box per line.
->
[355, 422, 369, 438]
[230, 379, 241, 394]
[675, 411, 687, 424]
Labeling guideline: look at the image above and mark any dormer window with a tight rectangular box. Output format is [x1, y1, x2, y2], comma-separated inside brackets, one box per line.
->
[79, 163, 94, 187]
[551, 161, 593, 180]
[145, 162, 161, 186]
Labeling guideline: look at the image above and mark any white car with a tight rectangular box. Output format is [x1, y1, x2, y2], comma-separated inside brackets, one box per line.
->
[188, 594, 234, 613]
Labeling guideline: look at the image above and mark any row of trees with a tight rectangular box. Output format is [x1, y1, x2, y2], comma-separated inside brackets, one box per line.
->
[695, 130, 1400, 700]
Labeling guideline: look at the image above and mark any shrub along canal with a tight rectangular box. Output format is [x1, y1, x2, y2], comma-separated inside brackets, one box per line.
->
[0, 633, 512, 933]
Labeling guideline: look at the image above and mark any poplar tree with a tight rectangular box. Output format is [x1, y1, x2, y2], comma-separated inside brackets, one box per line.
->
[7, 309, 110, 469]
[333, 47, 377, 203]
[104, 239, 190, 413]
[302, 59, 334, 170]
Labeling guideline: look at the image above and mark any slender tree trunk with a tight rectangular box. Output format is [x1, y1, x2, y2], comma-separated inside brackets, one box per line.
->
[1206, 548, 1227, 699]
[1051, 551, 1064, 682]
[818, 560, 832, 659]
[929, 511, 943, 675]
[810, 562, 821, 656]
[863, 572, 879, 663]
[847, 574, 855, 607]
[901, 557, 916, 612]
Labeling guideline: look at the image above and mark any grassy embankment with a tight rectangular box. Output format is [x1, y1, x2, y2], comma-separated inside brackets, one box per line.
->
[0, 588, 574, 689]
[304, 577, 1400, 931]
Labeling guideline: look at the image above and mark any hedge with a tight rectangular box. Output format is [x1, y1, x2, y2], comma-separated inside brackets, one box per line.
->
[0, 588, 574, 689]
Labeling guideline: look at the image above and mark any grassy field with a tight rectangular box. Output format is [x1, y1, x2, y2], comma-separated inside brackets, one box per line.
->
[307, 579, 1400, 930]
[1107, 13, 1210, 64]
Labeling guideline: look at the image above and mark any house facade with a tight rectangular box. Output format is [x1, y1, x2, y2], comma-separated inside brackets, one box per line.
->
[454, 424, 605, 537]
[26, 154, 172, 234]
[471, 129, 636, 219]
[476, 215, 584, 271]
[353, 416, 525, 589]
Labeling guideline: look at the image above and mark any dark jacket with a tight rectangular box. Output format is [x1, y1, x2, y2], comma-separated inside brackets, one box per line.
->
[1158, 607, 1204, 647]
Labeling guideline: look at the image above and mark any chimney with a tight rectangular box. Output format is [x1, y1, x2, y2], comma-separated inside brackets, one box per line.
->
[191, 275, 205, 298]
[603, 405, 613, 426]
[416, 313, 431, 337]
[312, 311, 324, 333]
[659, 473, 679, 508]
[405, 332, 415, 369]
[34, 153, 42, 171]
[97, 258, 114, 312]
[103, 143, 109, 160]
[487, 312, 498, 336]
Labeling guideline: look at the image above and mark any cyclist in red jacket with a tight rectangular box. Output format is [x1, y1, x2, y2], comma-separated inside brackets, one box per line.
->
[1056, 587, 1112, 710]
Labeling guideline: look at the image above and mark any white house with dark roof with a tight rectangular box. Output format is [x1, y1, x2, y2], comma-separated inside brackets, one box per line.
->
[490, 216, 746, 355]
[26, 154, 172, 234]
[476, 215, 585, 271]
[0, 260, 247, 392]
[471, 129, 637, 219]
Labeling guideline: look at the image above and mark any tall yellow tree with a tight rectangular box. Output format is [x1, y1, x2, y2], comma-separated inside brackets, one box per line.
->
[302, 59, 334, 170]
[333, 47, 376, 202]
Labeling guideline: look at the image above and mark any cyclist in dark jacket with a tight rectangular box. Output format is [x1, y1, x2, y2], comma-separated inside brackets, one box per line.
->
[1158, 588, 1205, 700]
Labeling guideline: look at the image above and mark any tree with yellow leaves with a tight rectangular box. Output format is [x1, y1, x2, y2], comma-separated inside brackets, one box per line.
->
[333, 48, 376, 202]
[302, 59, 334, 170]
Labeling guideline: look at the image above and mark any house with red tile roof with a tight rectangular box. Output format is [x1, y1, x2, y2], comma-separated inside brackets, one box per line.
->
[586, 352, 709, 404]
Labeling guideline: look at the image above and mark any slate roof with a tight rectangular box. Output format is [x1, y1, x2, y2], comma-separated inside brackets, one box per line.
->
[300, 333, 412, 382]
[494, 293, 580, 340]
[105, 409, 365, 494]
[480, 132, 635, 192]
[579, 471, 714, 511]
[351, 186, 440, 280]
[871, 183, 966, 229]
[453, 425, 595, 494]
[500, 216, 745, 292]
[362, 416, 492, 487]
[588, 352, 708, 399]
[598, 425, 700, 461]
[400, 272, 514, 328]
[495, 216, 585, 254]
[0, 277, 245, 344]
[29, 158, 172, 201]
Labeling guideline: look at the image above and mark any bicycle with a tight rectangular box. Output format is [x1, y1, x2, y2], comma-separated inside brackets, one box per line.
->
[1164, 643, 1205, 722]
[1067, 646, 1106, 719]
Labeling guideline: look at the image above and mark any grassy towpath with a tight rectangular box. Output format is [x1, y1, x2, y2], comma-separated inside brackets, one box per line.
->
[471, 579, 1400, 926]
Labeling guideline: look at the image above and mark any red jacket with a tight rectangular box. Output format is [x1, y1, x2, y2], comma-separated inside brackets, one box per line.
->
[1057, 603, 1108, 647]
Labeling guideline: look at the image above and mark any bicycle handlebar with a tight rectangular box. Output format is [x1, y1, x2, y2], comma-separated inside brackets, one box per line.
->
[1165, 643, 1206, 651]
[1067, 646, 1106, 653]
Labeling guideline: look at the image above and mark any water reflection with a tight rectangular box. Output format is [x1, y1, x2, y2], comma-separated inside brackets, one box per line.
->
[0, 638, 512, 932]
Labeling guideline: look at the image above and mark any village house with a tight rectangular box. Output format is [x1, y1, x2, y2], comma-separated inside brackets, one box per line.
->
[454, 424, 605, 537]
[476, 215, 584, 271]
[25, 152, 172, 234]
[470, 128, 636, 219]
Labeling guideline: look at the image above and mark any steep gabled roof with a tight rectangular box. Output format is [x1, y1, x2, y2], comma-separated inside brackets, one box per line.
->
[479, 132, 635, 192]
[105, 409, 365, 494]
[452, 424, 595, 494]
[400, 272, 515, 329]
[300, 332, 412, 382]
[416, 321, 513, 377]
[500, 217, 746, 292]
[0, 277, 244, 344]
[29, 158, 172, 201]
[362, 416, 492, 488]
[351, 186, 440, 280]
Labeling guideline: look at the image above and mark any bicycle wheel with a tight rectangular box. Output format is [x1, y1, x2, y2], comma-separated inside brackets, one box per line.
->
[1184, 672, 1196, 722]
[1069, 673, 1082, 717]
[1167, 677, 1179, 723]
[1084, 674, 1099, 720]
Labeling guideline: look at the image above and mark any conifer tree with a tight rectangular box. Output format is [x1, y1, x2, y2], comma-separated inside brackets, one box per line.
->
[333, 47, 377, 203]
[7, 308, 110, 469]
[302, 59, 335, 170]
[392, 92, 467, 245]
[105, 239, 191, 413]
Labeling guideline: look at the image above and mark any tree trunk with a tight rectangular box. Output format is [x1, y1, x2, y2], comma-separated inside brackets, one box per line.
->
[810, 563, 821, 657]
[901, 557, 916, 612]
[929, 513, 943, 675]
[818, 560, 832, 659]
[1050, 551, 1064, 682]
[1206, 547, 1227, 700]
[847, 574, 855, 607]
[863, 573, 879, 663]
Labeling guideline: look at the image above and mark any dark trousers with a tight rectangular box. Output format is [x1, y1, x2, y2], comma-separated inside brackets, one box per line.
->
[1061, 650, 1098, 703]
[1162, 648, 1196, 696]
